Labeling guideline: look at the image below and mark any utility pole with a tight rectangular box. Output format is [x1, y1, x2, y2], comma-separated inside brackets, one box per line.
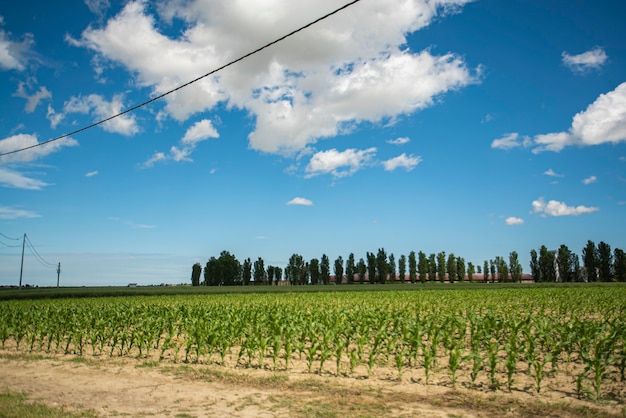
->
[19, 233, 25, 288]
[57, 262, 61, 288]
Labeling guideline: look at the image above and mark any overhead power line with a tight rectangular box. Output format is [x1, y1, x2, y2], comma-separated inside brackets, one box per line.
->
[25, 234, 57, 268]
[0, 232, 20, 241]
[0, 0, 363, 158]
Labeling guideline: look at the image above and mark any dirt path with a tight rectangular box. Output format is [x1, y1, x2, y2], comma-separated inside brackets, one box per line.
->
[0, 352, 622, 417]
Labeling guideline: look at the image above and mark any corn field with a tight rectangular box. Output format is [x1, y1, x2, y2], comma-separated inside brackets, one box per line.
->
[1, 286, 624, 401]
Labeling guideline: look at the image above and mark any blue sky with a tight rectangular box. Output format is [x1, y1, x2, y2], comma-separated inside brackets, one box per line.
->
[1, 0, 625, 286]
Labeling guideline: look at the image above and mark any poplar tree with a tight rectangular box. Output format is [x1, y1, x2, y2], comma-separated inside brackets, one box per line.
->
[334, 256, 344, 284]
[437, 251, 446, 283]
[447, 253, 456, 283]
[346, 253, 356, 284]
[583, 240, 598, 282]
[320, 254, 330, 285]
[417, 251, 428, 283]
[597, 241, 613, 281]
[398, 254, 407, 283]
[408, 251, 417, 283]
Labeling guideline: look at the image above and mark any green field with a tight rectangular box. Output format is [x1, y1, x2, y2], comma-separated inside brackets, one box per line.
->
[1, 284, 625, 402]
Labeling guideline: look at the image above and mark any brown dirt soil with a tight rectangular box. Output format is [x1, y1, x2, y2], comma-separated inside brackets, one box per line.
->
[1, 350, 624, 418]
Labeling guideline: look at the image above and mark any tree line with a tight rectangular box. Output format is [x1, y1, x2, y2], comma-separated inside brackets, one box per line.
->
[191, 240, 626, 286]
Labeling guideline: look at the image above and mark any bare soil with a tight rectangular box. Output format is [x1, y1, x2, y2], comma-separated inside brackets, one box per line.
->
[1, 349, 623, 418]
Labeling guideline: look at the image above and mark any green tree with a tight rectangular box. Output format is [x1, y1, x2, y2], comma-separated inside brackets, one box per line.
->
[538, 245, 556, 282]
[408, 251, 417, 283]
[483, 260, 489, 282]
[286, 253, 305, 285]
[447, 253, 457, 283]
[274, 266, 283, 284]
[467, 262, 475, 282]
[357, 257, 367, 284]
[242, 258, 252, 286]
[489, 259, 496, 283]
[346, 253, 356, 284]
[614, 248, 626, 282]
[367, 252, 377, 284]
[320, 254, 330, 285]
[437, 251, 446, 283]
[456, 257, 466, 282]
[191, 263, 202, 286]
[398, 254, 407, 283]
[334, 256, 344, 284]
[556, 245, 572, 282]
[570, 253, 581, 282]
[309, 258, 320, 285]
[267, 265, 275, 286]
[429, 253, 438, 282]
[495, 256, 508, 282]
[529, 249, 539, 282]
[253, 257, 266, 285]
[509, 251, 522, 283]
[388, 253, 396, 282]
[204, 257, 218, 286]
[417, 251, 427, 283]
[597, 241, 613, 281]
[583, 240, 598, 282]
[376, 248, 388, 284]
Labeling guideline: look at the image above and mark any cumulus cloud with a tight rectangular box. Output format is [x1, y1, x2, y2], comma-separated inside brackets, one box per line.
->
[141, 119, 219, 167]
[505, 216, 524, 225]
[562, 47, 608, 73]
[85, 170, 98, 177]
[543, 168, 563, 178]
[305, 147, 376, 178]
[287, 197, 313, 206]
[531, 197, 599, 217]
[71, 0, 477, 155]
[533, 82, 626, 153]
[491, 132, 531, 150]
[582, 175, 597, 185]
[60, 94, 140, 136]
[494, 83, 626, 153]
[0, 23, 34, 71]
[13, 82, 52, 113]
[0, 133, 78, 189]
[0, 133, 78, 164]
[386, 137, 410, 145]
[0, 205, 40, 219]
[383, 153, 422, 171]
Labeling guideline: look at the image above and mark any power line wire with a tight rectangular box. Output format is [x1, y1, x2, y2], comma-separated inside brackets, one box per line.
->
[0, 0, 363, 158]
[0, 232, 20, 240]
[25, 235, 57, 268]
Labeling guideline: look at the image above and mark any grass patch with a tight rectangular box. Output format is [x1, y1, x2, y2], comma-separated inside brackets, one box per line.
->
[0, 389, 97, 418]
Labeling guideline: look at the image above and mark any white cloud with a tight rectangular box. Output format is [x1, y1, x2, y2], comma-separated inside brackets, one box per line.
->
[562, 47, 608, 73]
[491, 132, 531, 150]
[140, 151, 166, 168]
[72, 0, 476, 155]
[582, 175, 597, 185]
[181, 119, 219, 145]
[85, 170, 98, 177]
[287, 197, 313, 206]
[0, 133, 78, 164]
[0, 133, 78, 189]
[13, 82, 52, 113]
[305, 147, 376, 178]
[141, 119, 219, 167]
[505, 216, 524, 225]
[0, 205, 40, 219]
[61, 94, 140, 136]
[0, 24, 34, 71]
[543, 168, 563, 178]
[531, 197, 599, 217]
[530, 82, 626, 153]
[0, 167, 49, 190]
[386, 137, 410, 145]
[84, 0, 110, 18]
[383, 153, 422, 171]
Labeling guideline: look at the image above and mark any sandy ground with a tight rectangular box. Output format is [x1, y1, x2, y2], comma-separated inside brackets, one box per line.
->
[1, 350, 624, 418]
